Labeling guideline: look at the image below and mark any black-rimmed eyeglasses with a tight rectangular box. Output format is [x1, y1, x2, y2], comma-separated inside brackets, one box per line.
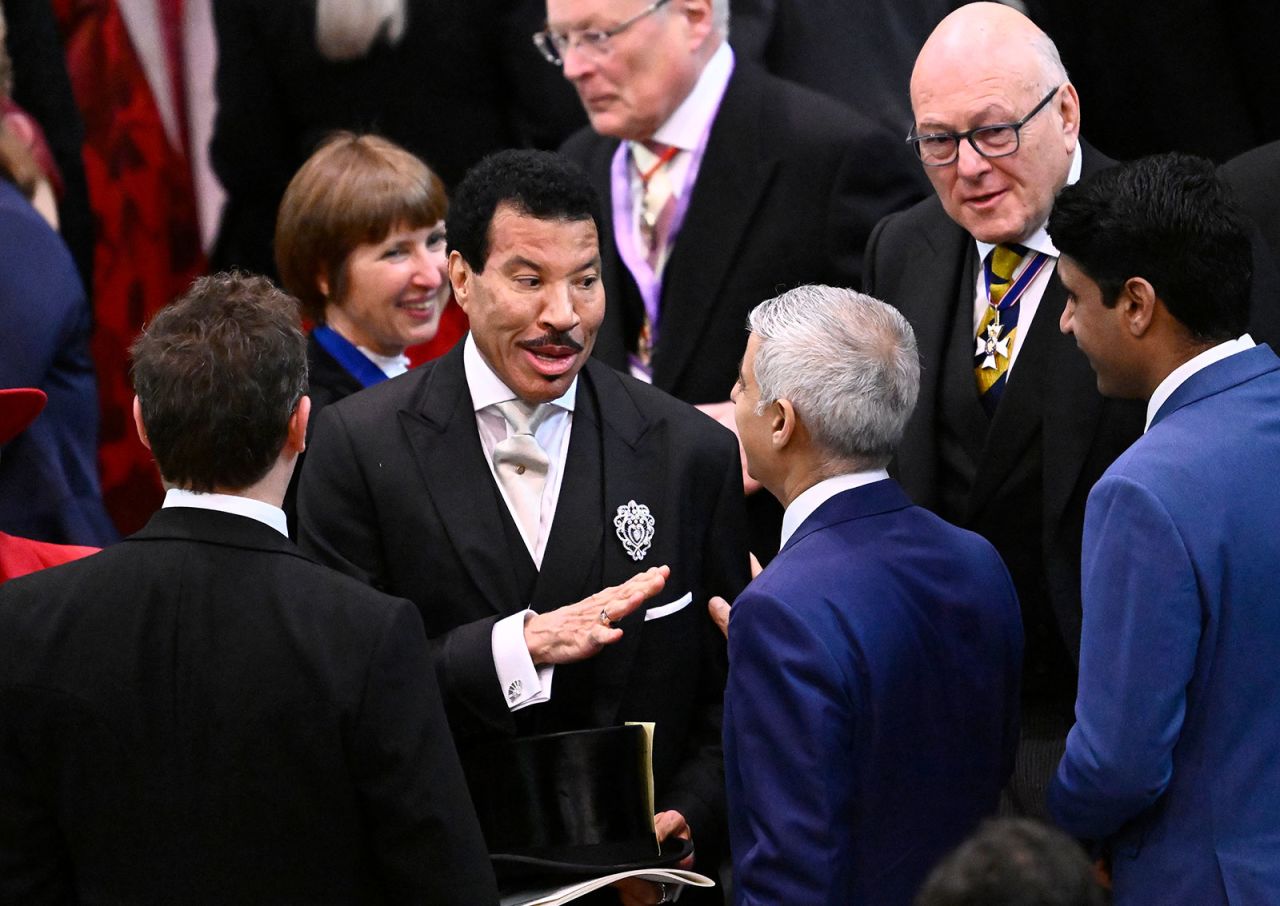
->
[906, 85, 1062, 167]
[533, 0, 671, 66]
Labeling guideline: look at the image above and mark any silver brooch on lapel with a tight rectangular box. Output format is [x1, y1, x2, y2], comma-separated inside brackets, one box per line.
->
[613, 500, 655, 561]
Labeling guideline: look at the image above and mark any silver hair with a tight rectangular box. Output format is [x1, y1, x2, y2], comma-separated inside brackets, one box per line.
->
[315, 0, 406, 62]
[1028, 25, 1069, 93]
[747, 285, 920, 469]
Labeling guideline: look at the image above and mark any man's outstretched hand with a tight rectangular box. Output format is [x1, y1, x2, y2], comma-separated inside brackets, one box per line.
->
[524, 565, 670, 665]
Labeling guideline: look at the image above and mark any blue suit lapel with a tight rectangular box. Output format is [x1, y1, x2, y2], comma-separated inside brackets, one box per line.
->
[1151, 344, 1280, 429]
[782, 479, 914, 555]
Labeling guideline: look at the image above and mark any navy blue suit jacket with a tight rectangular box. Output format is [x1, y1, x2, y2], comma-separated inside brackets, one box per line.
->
[1051, 344, 1280, 904]
[723, 479, 1022, 905]
[0, 180, 115, 547]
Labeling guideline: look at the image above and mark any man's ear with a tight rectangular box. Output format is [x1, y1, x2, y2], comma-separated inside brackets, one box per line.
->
[448, 251, 472, 315]
[286, 395, 311, 455]
[132, 396, 151, 450]
[1120, 276, 1158, 337]
[679, 0, 716, 47]
[772, 398, 797, 450]
[1057, 82, 1082, 151]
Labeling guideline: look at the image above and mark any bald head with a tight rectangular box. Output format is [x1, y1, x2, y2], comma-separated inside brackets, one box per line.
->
[909, 2, 1079, 244]
[913, 3, 1065, 100]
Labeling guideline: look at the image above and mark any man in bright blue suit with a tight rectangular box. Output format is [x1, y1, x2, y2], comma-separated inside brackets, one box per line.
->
[1049, 153, 1280, 904]
[716, 285, 1023, 905]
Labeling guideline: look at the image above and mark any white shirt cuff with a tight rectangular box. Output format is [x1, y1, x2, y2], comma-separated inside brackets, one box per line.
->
[492, 609, 554, 711]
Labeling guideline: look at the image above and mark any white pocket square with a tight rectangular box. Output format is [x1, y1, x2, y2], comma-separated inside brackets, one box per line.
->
[644, 591, 692, 621]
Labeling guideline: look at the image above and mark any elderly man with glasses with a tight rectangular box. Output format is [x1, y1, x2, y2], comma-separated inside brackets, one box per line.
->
[863, 2, 1147, 821]
[543, 0, 922, 562]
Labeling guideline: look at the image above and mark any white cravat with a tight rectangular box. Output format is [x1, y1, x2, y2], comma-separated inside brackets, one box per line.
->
[490, 400, 551, 553]
[464, 336, 575, 713]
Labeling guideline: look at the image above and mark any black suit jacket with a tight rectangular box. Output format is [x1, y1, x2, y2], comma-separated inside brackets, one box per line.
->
[865, 148, 1146, 680]
[867, 145, 1280, 711]
[1222, 140, 1280, 267]
[284, 334, 367, 534]
[728, 0, 959, 142]
[0, 507, 498, 904]
[297, 348, 750, 862]
[560, 62, 924, 406]
[305, 331, 366, 425]
[1025, 0, 1278, 163]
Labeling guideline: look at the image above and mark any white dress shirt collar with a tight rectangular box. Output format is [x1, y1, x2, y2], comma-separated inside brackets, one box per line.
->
[162, 487, 289, 538]
[648, 41, 734, 152]
[357, 345, 410, 378]
[975, 142, 1083, 263]
[463, 334, 577, 413]
[780, 469, 891, 550]
[1145, 334, 1255, 431]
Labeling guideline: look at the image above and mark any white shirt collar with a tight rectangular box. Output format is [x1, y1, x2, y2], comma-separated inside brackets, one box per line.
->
[780, 468, 891, 549]
[649, 41, 733, 151]
[162, 487, 289, 537]
[357, 345, 410, 378]
[975, 142, 1083, 263]
[462, 333, 577, 414]
[1145, 334, 1255, 431]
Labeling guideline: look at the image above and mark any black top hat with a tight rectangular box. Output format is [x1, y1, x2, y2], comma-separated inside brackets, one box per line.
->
[461, 725, 693, 883]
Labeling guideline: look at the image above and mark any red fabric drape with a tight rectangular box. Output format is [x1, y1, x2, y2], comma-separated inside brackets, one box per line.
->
[406, 298, 468, 367]
[53, 0, 206, 534]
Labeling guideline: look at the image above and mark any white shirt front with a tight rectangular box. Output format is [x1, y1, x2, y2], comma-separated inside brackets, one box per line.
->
[971, 143, 1083, 377]
[780, 469, 892, 550]
[463, 335, 577, 711]
[626, 41, 733, 229]
[464, 335, 576, 565]
[1145, 334, 1255, 431]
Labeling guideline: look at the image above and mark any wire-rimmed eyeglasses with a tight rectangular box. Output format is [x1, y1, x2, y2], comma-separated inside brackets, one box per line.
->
[533, 0, 671, 66]
[906, 85, 1063, 167]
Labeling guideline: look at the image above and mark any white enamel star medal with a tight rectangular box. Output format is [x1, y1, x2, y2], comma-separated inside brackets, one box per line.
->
[613, 500, 655, 561]
[976, 317, 1010, 370]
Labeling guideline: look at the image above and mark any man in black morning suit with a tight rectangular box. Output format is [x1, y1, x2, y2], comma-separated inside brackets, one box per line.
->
[866, 3, 1280, 819]
[0, 274, 497, 904]
[547, 0, 922, 557]
[298, 151, 750, 905]
[864, 3, 1144, 819]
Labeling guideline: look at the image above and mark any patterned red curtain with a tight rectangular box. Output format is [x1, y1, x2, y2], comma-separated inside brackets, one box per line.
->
[53, 0, 206, 534]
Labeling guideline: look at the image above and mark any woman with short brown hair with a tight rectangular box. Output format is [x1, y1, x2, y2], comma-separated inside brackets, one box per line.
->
[275, 132, 450, 418]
